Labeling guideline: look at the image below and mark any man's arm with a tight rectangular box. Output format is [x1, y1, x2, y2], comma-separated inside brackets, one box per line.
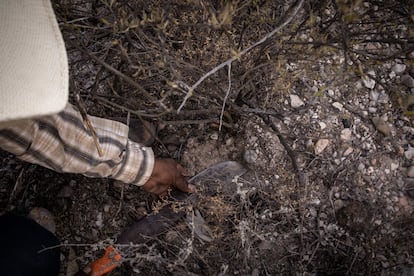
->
[0, 104, 153, 186]
[0, 104, 194, 196]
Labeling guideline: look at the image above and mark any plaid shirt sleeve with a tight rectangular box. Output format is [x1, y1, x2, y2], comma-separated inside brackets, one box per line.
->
[0, 104, 154, 186]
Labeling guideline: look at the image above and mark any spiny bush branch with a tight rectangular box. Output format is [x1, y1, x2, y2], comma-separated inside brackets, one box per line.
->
[176, 0, 305, 113]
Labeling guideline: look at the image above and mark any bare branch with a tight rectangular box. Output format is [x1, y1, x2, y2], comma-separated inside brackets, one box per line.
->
[74, 93, 103, 157]
[72, 43, 158, 104]
[177, 0, 305, 113]
[219, 64, 232, 131]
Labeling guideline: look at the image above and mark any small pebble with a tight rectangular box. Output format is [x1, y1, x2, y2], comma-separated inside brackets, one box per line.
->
[210, 132, 219, 140]
[306, 139, 314, 150]
[290, 94, 305, 108]
[374, 220, 382, 225]
[225, 137, 234, 146]
[340, 128, 352, 142]
[332, 102, 343, 111]
[368, 70, 376, 77]
[401, 75, 414, 88]
[315, 139, 330, 154]
[96, 212, 103, 228]
[405, 147, 414, 159]
[319, 122, 327, 130]
[367, 166, 375, 174]
[249, 136, 258, 144]
[343, 147, 354, 157]
[372, 117, 391, 136]
[369, 90, 379, 101]
[244, 149, 258, 164]
[407, 166, 414, 178]
[334, 199, 344, 210]
[398, 196, 409, 209]
[363, 76, 375, 89]
[369, 107, 377, 113]
[390, 163, 399, 171]
[392, 63, 406, 74]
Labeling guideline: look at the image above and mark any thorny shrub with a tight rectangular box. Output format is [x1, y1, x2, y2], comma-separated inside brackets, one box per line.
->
[46, 0, 414, 274]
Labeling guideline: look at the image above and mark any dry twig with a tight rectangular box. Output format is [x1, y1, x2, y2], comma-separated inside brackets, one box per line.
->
[176, 0, 305, 113]
[74, 93, 104, 157]
[71, 43, 158, 104]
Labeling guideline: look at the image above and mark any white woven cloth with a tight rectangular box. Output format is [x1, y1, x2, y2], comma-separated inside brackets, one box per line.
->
[0, 0, 68, 122]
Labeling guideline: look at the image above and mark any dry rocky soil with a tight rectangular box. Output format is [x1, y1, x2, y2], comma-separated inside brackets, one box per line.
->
[1, 0, 414, 275]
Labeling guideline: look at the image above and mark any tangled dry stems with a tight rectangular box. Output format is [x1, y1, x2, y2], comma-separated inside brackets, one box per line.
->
[50, 0, 414, 274]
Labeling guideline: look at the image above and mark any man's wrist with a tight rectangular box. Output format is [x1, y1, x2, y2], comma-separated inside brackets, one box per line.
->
[132, 144, 154, 186]
[115, 140, 154, 186]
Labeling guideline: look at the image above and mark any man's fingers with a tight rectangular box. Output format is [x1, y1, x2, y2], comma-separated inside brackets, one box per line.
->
[152, 186, 169, 198]
[143, 159, 194, 197]
[175, 164, 196, 193]
[173, 162, 195, 193]
[176, 179, 196, 193]
[143, 179, 166, 197]
[176, 163, 190, 177]
[173, 175, 191, 193]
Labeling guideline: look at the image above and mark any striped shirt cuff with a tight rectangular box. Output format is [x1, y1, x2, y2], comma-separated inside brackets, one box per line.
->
[120, 141, 154, 186]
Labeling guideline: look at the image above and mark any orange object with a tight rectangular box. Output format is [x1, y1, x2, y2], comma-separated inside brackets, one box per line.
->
[89, 246, 122, 276]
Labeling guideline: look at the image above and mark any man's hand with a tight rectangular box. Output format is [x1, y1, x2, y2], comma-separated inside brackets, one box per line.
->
[142, 159, 195, 197]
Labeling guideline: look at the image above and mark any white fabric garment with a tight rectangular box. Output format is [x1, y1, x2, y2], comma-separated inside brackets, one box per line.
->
[0, 0, 68, 122]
